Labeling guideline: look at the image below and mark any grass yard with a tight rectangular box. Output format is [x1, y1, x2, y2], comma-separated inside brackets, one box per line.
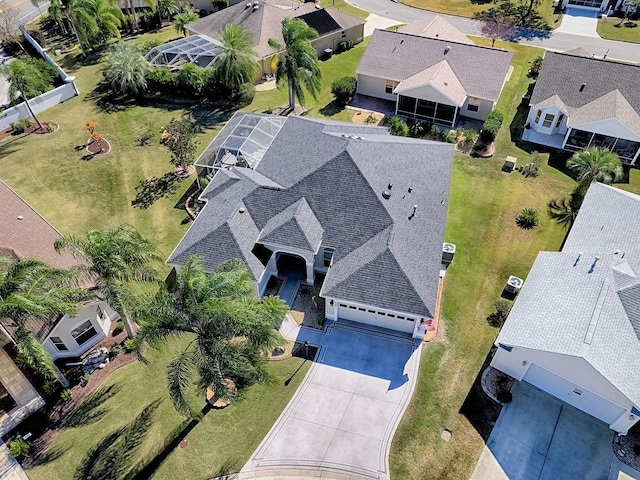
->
[318, 0, 368, 19]
[26, 340, 310, 480]
[597, 18, 640, 44]
[388, 38, 586, 480]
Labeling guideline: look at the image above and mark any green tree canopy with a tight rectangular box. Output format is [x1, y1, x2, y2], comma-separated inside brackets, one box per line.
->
[160, 117, 199, 173]
[102, 41, 151, 95]
[214, 24, 259, 92]
[268, 17, 321, 111]
[173, 7, 198, 37]
[137, 256, 287, 417]
[566, 146, 623, 194]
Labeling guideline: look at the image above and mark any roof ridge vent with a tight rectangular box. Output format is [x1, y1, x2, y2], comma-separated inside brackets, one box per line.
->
[579, 83, 586, 92]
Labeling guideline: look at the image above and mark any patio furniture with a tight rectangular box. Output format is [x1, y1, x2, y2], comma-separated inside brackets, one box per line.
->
[502, 156, 517, 172]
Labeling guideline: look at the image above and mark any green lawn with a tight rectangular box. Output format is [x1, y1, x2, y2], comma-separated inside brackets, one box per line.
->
[318, 0, 368, 19]
[597, 18, 640, 44]
[26, 341, 310, 480]
[388, 38, 586, 480]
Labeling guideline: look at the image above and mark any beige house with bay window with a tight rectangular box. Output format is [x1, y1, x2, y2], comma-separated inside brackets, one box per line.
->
[523, 49, 640, 165]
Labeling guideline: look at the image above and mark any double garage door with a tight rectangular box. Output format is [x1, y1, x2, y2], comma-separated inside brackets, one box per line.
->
[336, 303, 416, 334]
[523, 363, 626, 425]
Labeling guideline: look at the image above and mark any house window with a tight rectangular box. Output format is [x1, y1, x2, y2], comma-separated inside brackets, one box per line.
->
[323, 248, 334, 267]
[467, 97, 480, 112]
[341, 31, 346, 38]
[50, 336, 68, 351]
[385, 80, 398, 95]
[535, 109, 542, 123]
[542, 113, 554, 128]
[555, 114, 564, 128]
[70, 320, 98, 346]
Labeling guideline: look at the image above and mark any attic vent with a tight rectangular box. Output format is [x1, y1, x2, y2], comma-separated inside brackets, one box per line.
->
[239, 207, 246, 213]
[382, 190, 391, 199]
[444, 46, 450, 54]
[579, 83, 586, 92]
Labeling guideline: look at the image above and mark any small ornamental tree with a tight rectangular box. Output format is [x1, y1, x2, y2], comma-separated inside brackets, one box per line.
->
[86, 121, 96, 134]
[516, 207, 539, 229]
[161, 117, 199, 174]
[480, 15, 516, 47]
[481, 110, 504, 142]
[331, 76, 357, 106]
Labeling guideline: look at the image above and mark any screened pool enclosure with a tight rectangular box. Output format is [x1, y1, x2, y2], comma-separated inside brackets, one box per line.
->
[144, 34, 224, 68]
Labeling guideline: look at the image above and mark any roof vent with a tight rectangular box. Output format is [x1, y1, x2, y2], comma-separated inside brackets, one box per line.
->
[444, 81, 449, 86]
[17, 215, 23, 220]
[246, 2, 251, 6]
[239, 207, 246, 213]
[408, 187, 412, 193]
[505, 275, 523, 294]
[253, 4, 259, 9]
[382, 190, 391, 199]
[444, 46, 450, 54]
[387, 182, 393, 190]
[579, 83, 586, 92]
[442, 242, 456, 264]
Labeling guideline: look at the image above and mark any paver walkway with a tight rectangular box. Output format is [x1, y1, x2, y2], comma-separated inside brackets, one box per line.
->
[239, 323, 421, 479]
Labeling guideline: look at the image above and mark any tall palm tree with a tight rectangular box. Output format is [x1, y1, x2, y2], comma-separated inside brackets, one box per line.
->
[90, 0, 124, 46]
[137, 256, 287, 417]
[61, 0, 98, 56]
[214, 24, 258, 91]
[0, 258, 90, 379]
[268, 17, 321, 111]
[54, 224, 161, 338]
[157, 0, 178, 21]
[566, 146, 624, 194]
[48, 0, 68, 34]
[102, 41, 150, 95]
[173, 7, 198, 37]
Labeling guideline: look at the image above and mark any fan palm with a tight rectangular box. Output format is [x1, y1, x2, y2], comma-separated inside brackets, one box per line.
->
[0, 258, 90, 379]
[268, 17, 321, 111]
[214, 24, 258, 91]
[566, 146, 623, 194]
[137, 256, 287, 417]
[173, 7, 198, 37]
[158, 0, 179, 20]
[90, 0, 124, 45]
[54, 224, 161, 338]
[48, 0, 68, 34]
[102, 41, 150, 95]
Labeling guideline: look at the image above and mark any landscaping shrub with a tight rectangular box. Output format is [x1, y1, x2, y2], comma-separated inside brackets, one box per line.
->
[139, 11, 160, 31]
[330, 76, 357, 106]
[43, 380, 58, 396]
[146, 66, 175, 94]
[516, 207, 539, 229]
[10, 119, 32, 134]
[497, 389, 512, 403]
[528, 55, 543, 77]
[199, 176, 209, 190]
[441, 129, 457, 144]
[233, 82, 256, 107]
[176, 64, 207, 97]
[487, 299, 512, 327]
[429, 124, 441, 140]
[9, 438, 30, 459]
[364, 113, 378, 125]
[407, 119, 430, 138]
[60, 388, 73, 401]
[112, 320, 124, 336]
[124, 337, 139, 352]
[80, 372, 91, 387]
[481, 110, 504, 142]
[110, 342, 123, 357]
[457, 128, 479, 149]
[141, 39, 162, 53]
[388, 116, 408, 136]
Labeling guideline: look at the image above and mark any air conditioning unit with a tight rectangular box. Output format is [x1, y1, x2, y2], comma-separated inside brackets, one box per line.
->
[442, 243, 456, 264]
[505, 275, 523, 294]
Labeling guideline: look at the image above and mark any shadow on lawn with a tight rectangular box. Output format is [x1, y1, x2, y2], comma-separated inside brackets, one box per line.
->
[59, 384, 121, 428]
[131, 172, 182, 209]
[74, 399, 162, 480]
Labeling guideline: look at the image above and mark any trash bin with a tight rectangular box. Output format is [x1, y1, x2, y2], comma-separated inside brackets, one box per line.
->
[324, 48, 333, 59]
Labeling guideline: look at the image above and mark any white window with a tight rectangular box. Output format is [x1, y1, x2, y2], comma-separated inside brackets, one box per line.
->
[50, 336, 68, 351]
[542, 113, 554, 128]
[535, 109, 542, 123]
[467, 97, 481, 112]
[323, 248, 334, 268]
[385, 80, 398, 95]
[555, 114, 565, 128]
[71, 320, 98, 346]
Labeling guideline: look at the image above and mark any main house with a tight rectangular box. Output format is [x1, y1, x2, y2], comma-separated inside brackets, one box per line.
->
[492, 182, 640, 435]
[0, 180, 117, 434]
[523, 50, 640, 165]
[168, 113, 454, 339]
[355, 28, 513, 127]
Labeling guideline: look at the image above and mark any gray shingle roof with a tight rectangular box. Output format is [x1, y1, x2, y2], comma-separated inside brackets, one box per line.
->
[168, 114, 454, 317]
[398, 15, 473, 45]
[356, 29, 513, 102]
[566, 89, 640, 135]
[186, 0, 363, 59]
[530, 52, 640, 126]
[496, 183, 640, 406]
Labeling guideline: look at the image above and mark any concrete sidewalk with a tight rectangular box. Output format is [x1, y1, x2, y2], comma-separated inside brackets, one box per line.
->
[240, 324, 421, 479]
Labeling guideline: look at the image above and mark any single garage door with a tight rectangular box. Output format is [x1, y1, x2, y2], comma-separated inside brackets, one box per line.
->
[337, 303, 415, 334]
[523, 363, 626, 425]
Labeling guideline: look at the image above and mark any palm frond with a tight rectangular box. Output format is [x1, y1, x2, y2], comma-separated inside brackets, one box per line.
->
[166, 350, 196, 418]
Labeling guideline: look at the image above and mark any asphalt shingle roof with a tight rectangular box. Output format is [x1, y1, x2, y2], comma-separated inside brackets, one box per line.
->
[398, 15, 473, 45]
[496, 183, 640, 406]
[356, 29, 513, 102]
[168, 114, 454, 317]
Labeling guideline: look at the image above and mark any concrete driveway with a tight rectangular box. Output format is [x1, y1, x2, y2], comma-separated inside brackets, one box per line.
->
[240, 323, 421, 479]
[555, 7, 600, 37]
[472, 381, 622, 480]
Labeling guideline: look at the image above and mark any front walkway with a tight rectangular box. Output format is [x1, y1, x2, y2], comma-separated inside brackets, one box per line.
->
[0, 440, 29, 480]
[239, 322, 421, 479]
[471, 381, 640, 480]
[547, 7, 600, 37]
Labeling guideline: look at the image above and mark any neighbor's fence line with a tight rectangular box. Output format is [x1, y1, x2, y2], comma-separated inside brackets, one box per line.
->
[0, 27, 79, 130]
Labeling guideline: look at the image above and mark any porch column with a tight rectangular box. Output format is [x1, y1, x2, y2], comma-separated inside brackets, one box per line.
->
[451, 106, 459, 128]
[395, 94, 399, 115]
[305, 261, 314, 286]
[561, 127, 572, 149]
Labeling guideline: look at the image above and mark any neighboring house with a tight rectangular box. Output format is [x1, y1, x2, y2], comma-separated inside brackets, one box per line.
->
[168, 113, 454, 339]
[397, 15, 474, 45]
[0, 180, 117, 434]
[523, 50, 640, 165]
[557, 0, 607, 10]
[356, 29, 513, 127]
[492, 183, 640, 435]
[184, 0, 364, 79]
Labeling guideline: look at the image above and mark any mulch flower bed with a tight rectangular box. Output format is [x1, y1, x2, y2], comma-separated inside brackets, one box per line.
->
[85, 138, 111, 155]
[614, 426, 640, 470]
[482, 366, 516, 405]
[290, 276, 325, 329]
[0, 122, 59, 142]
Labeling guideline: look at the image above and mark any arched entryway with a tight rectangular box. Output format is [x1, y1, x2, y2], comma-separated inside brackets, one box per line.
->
[276, 253, 306, 280]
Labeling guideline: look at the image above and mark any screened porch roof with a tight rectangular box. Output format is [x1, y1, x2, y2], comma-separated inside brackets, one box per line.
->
[144, 34, 223, 68]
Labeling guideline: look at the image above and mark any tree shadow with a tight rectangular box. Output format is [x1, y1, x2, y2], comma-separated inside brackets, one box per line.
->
[510, 26, 552, 41]
[73, 399, 162, 480]
[57, 51, 103, 74]
[319, 100, 345, 117]
[131, 172, 182, 209]
[85, 84, 137, 114]
[59, 384, 121, 428]
[24, 443, 68, 467]
[459, 346, 503, 442]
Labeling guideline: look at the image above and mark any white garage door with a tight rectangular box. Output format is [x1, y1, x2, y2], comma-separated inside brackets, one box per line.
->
[523, 363, 626, 425]
[337, 303, 415, 334]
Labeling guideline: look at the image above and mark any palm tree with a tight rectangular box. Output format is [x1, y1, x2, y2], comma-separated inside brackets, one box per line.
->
[137, 256, 287, 417]
[158, 0, 179, 21]
[566, 146, 623, 194]
[173, 7, 198, 37]
[268, 17, 321, 111]
[102, 41, 150, 95]
[48, 0, 68, 34]
[61, 0, 99, 56]
[214, 24, 258, 92]
[90, 0, 124, 46]
[0, 258, 90, 379]
[54, 224, 161, 338]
